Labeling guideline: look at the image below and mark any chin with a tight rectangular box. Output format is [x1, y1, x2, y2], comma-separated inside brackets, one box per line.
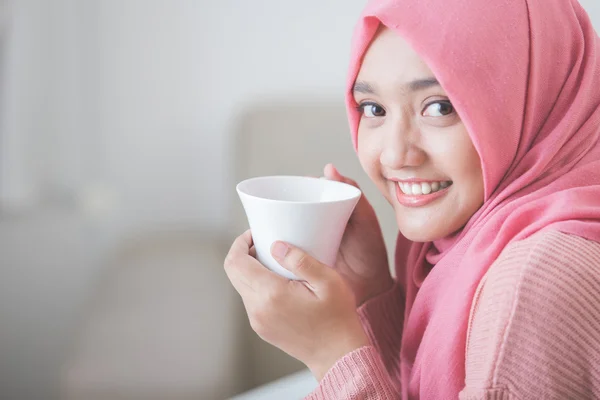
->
[395, 214, 452, 243]
[400, 229, 446, 243]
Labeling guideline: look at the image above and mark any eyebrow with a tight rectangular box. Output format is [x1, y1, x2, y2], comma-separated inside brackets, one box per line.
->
[352, 78, 440, 95]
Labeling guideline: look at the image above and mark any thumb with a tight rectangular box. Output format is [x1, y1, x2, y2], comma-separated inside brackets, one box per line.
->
[270, 241, 330, 288]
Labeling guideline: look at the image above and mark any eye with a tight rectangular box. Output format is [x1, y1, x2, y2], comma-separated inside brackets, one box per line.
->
[357, 102, 386, 118]
[422, 101, 454, 117]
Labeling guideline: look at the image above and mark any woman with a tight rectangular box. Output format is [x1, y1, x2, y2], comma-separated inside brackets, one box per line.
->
[224, 0, 600, 398]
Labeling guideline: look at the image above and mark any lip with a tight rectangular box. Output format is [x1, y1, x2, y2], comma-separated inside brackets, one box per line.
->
[394, 181, 451, 207]
[388, 177, 450, 184]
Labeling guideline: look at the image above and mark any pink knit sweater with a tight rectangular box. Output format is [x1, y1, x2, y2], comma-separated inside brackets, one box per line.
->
[306, 230, 600, 399]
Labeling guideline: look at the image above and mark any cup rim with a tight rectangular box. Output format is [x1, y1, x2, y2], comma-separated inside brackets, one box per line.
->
[236, 175, 362, 204]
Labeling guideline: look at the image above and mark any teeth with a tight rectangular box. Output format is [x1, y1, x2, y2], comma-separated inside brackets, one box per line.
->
[421, 182, 432, 195]
[398, 181, 452, 196]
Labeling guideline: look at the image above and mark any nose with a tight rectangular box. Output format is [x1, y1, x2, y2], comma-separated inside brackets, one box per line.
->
[379, 115, 426, 169]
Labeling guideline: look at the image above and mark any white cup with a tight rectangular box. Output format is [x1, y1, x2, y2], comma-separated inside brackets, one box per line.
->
[236, 175, 361, 280]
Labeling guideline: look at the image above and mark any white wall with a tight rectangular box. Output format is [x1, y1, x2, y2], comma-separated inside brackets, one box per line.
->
[86, 0, 368, 237]
[581, 0, 600, 25]
[0, 0, 84, 210]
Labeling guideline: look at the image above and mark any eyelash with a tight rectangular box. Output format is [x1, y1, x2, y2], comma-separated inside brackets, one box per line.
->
[355, 102, 382, 116]
[355, 100, 455, 117]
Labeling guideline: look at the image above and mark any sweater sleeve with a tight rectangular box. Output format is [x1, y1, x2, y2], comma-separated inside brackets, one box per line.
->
[357, 282, 405, 384]
[304, 282, 405, 399]
[304, 346, 399, 400]
[459, 230, 600, 400]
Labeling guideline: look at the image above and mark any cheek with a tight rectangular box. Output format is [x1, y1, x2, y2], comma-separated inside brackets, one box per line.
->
[467, 155, 485, 207]
[428, 127, 481, 177]
[457, 138, 484, 198]
[443, 130, 485, 207]
[357, 129, 381, 180]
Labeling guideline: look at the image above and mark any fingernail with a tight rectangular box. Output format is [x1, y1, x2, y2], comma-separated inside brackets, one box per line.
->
[271, 241, 289, 259]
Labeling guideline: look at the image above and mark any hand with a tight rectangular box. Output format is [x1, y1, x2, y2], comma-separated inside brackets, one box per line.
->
[224, 230, 370, 381]
[323, 164, 393, 306]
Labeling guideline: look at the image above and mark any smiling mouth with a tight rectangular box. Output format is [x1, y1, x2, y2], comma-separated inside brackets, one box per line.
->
[397, 180, 453, 196]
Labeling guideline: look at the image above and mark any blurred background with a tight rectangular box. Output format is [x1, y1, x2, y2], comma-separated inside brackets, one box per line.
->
[0, 1, 599, 399]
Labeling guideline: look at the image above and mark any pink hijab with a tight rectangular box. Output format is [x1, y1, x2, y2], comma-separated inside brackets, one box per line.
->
[347, 0, 600, 397]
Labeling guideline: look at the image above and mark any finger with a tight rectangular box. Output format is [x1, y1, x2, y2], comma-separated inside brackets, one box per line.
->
[224, 230, 252, 270]
[239, 229, 253, 249]
[323, 164, 372, 219]
[225, 231, 274, 298]
[270, 241, 332, 290]
[224, 252, 258, 299]
[226, 229, 254, 258]
[249, 245, 257, 258]
[225, 253, 283, 299]
[323, 164, 360, 188]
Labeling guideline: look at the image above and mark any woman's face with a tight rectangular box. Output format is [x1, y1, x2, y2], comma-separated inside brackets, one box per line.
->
[354, 27, 484, 242]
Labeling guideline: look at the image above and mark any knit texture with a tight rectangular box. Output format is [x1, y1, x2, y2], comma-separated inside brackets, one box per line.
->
[306, 346, 397, 400]
[306, 231, 600, 399]
[460, 231, 600, 399]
